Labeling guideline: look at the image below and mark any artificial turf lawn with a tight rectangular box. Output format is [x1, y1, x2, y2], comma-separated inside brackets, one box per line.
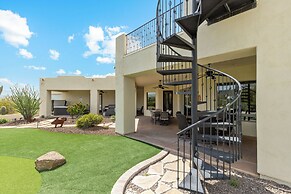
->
[0, 128, 161, 194]
[0, 156, 42, 194]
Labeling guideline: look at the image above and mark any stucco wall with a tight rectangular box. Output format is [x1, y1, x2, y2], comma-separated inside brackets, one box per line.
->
[116, 0, 291, 186]
[40, 76, 115, 116]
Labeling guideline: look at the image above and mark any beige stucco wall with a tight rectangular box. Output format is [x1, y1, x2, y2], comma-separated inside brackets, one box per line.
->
[40, 76, 115, 116]
[116, 0, 291, 186]
[103, 90, 115, 107]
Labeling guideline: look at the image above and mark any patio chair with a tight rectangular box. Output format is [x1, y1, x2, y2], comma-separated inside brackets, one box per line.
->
[151, 111, 161, 124]
[176, 113, 188, 130]
[160, 111, 169, 125]
[136, 106, 144, 116]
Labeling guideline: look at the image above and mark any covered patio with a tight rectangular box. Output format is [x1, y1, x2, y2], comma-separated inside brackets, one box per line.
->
[126, 116, 257, 176]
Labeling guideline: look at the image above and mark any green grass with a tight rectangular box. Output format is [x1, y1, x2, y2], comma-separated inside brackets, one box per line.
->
[0, 156, 41, 194]
[0, 128, 160, 194]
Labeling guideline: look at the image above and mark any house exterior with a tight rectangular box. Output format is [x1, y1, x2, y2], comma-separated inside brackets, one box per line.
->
[115, 0, 291, 188]
[39, 76, 115, 117]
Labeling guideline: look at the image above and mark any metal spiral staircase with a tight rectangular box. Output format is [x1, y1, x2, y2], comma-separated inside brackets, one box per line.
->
[156, 0, 242, 193]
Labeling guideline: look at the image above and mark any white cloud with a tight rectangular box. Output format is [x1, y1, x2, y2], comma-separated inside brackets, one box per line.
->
[73, 69, 81, 75]
[68, 34, 74, 43]
[24, 65, 46, 70]
[49, 49, 60, 60]
[0, 78, 27, 97]
[91, 72, 115, 78]
[19, 48, 33, 59]
[83, 25, 125, 64]
[0, 78, 13, 86]
[0, 10, 33, 47]
[56, 69, 66, 75]
[96, 57, 115, 64]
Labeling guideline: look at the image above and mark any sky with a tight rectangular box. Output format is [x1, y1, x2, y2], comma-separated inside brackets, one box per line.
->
[0, 0, 157, 96]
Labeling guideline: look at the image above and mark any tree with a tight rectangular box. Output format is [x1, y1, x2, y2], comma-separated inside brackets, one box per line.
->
[10, 85, 40, 122]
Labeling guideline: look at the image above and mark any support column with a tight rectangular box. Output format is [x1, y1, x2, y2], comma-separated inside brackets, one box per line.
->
[116, 75, 136, 135]
[40, 90, 51, 117]
[90, 90, 99, 114]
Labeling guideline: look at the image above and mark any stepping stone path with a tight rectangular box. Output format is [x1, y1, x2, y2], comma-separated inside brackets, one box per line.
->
[126, 154, 190, 194]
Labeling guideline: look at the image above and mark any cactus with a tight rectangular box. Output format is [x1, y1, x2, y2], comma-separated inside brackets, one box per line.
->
[0, 106, 7, 115]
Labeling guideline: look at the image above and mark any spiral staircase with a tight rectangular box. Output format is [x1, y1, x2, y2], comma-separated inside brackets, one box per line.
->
[156, 0, 244, 193]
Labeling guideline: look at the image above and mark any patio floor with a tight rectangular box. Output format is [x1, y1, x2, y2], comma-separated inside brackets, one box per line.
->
[126, 116, 257, 176]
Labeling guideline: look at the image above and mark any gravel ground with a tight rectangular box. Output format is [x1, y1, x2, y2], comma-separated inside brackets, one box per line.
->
[39, 126, 116, 136]
[206, 170, 291, 194]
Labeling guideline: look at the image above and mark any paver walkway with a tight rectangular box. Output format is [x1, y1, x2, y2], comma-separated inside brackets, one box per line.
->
[126, 154, 190, 194]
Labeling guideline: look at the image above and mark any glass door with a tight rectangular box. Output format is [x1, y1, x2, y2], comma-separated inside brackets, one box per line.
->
[163, 91, 173, 115]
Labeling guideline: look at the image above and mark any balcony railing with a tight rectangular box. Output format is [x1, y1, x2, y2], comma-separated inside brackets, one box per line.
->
[126, 18, 157, 54]
[126, 2, 183, 54]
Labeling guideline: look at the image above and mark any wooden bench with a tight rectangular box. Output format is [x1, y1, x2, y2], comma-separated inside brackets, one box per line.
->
[51, 117, 67, 128]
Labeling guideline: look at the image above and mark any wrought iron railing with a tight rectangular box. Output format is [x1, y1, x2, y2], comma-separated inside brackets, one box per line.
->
[126, 1, 183, 54]
[126, 18, 157, 54]
[177, 64, 242, 191]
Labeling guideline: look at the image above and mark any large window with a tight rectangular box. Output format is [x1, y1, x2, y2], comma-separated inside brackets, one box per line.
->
[217, 81, 256, 121]
[147, 92, 156, 110]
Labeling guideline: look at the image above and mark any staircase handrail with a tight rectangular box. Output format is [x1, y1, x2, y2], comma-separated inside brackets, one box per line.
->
[177, 64, 242, 136]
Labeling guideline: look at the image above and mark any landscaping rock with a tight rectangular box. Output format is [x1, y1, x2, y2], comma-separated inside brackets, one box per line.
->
[35, 151, 66, 172]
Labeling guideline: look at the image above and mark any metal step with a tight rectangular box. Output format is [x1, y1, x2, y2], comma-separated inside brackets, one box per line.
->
[179, 168, 204, 193]
[193, 157, 229, 180]
[157, 68, 192, 75]
[161, 34, 194, 50]
[175, 14, 200, 38]
[200, 0, 229, 24]
[198, 134, 241, 143]
[157, 54, 193, 62]
[197, 145, 234, 163]
[164, 80, 191, 86]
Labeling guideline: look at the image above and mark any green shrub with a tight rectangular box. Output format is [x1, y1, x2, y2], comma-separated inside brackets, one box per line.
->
[110, 115, 115, 122]
[67, 102, 88, 118]
[0, 97, 16, 114]
[0, 106, 7, 115]
[76, 113, 103, 129]
[0, 118, 8, 124]
[10, 85, 40, 122]
[229, 178, 240, 188]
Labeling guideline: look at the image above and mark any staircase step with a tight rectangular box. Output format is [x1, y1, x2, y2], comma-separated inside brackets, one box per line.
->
[198, 134, 241, 143]
[200, 0, 229, 24]
[157, 54, 193, 62]
[197, 145, 234, 163]
[157, 68, 192, 75]
[164, 80, 191, 86]
[161, 34, 194, 50]
[176, 14, 200, 38]
[179, 168, 204, 193]
[193, 157, 229, 180]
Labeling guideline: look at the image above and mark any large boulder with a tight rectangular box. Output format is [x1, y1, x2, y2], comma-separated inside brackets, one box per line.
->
[35, 151, 66, 172]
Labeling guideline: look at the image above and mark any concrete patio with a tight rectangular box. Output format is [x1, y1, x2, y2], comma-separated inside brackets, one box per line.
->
[127, 116, 257, 176]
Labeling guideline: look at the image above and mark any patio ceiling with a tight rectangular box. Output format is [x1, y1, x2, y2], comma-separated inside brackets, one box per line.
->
[130, 70, 163, 87]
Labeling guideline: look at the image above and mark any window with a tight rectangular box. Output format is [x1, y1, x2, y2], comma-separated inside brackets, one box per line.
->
[217, 81, 256, 121]
[147, 92, 156, 110]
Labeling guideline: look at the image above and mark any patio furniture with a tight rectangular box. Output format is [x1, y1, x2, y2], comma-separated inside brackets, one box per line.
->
[151, 110, 161, 124]
[103, 104, 115, 116]
[51, 117, 67, 128]
[137, 106, 144, 116]
[176, 113, 189, 130]
[160, 111, 169, 125]
[52, 100, 69, 115]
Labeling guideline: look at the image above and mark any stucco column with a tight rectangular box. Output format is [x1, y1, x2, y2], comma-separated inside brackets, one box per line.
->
[40, 89, 51, 117]
[116, 75, 136, 135]
[90, 90, 98, 114]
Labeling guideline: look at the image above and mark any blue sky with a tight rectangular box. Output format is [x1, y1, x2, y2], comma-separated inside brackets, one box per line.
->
[0, 0, 157, 96]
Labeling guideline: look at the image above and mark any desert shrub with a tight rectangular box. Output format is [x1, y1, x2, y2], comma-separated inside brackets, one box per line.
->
[0, 97, 16, 114]
[0, 118, 8, 124]
[229, 178, 240, 188]
[110, 115, 115, 122]
[0, 106, 7, 115]
[67, 102, 88, 118]
[76, 113, 103, 129]
[10, 85, 40, 122]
